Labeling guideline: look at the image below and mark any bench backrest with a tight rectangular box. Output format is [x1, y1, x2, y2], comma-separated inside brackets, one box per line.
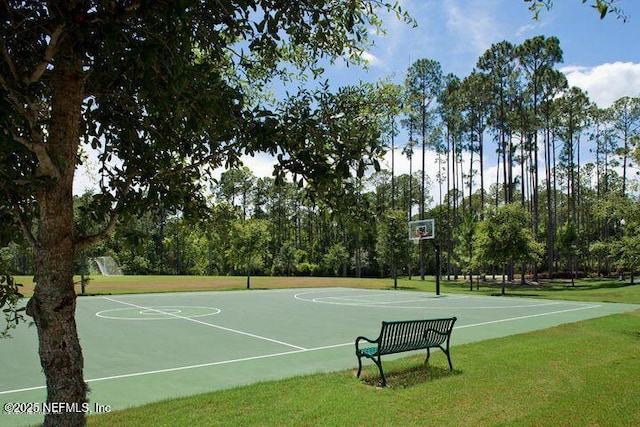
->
[377, 317, 456, 355]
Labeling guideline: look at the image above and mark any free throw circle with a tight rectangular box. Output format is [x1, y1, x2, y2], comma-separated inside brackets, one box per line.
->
[96, 306, 221, 320]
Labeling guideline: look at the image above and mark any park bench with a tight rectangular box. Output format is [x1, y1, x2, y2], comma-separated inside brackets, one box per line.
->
[355, 317, 457, 387]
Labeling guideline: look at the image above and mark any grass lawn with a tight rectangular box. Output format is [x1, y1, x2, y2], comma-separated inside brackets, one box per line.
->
[443, 276, 640, 304]
[13, 275, 398, 297]
[86, 310, 640, 426]
[13, 274, 640, 304]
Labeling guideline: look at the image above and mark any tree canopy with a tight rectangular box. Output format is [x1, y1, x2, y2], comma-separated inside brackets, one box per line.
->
[0, 1, 412, 425]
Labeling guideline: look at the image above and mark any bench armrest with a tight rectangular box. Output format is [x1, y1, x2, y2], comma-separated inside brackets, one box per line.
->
[355, 335, 378, 350]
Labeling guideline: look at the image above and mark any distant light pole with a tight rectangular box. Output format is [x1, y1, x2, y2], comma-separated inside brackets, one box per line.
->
[403, 131, 415, 281]
[391, 112, 396, 210]
[420, 96, 427, 281]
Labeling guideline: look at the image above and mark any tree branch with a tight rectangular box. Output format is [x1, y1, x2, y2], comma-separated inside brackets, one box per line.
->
[74, 212, 120, 251]
[153, 148, 239, 179]
[13, 133, 61, 179]
[2, 42, 19, 83]
[74, 178, 132, 251]
[0, 74, 30, 119]
[12, 204, 38, 250]
[25, 24, 64, 85]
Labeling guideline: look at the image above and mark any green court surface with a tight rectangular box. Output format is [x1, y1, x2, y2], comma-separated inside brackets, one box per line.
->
[1, 287, 639, 426]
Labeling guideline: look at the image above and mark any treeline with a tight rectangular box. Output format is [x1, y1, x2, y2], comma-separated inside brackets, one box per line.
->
[3, 168, 421, 277]
[2, 166, 639, 282]
[2, 35, 640, 281]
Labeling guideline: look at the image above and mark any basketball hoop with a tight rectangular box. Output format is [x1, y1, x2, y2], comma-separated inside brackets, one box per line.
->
[408, 219, 435, 242]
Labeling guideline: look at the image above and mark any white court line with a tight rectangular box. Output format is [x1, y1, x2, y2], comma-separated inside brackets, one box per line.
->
[454, 304, 602, 329]
[298, 294, 565, 309]
[293, 290, 565, 309]
[0, 343, 351, 395]
[315, 296, 432, 305]
[96, 306, 221, 320]
[102, 297, 307, 351]
[0, 302, 603, 397]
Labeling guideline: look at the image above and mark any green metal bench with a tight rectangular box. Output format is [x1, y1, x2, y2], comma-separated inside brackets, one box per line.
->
[355, 317, 457, 386]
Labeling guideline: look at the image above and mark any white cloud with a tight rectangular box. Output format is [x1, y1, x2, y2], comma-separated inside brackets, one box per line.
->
[561, 62, 640, 107]
[73, 158, 100, 195]
[379, 145, 444, 207]
[239, 153, 278, 178]
[208, 152, 278, 184]
[515, 21, 545, 38]
[359, 51, 383, 67]
[444, 1, 499, 58]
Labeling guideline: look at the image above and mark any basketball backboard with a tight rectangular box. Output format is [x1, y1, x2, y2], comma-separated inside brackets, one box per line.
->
[408, 219, 435, 242]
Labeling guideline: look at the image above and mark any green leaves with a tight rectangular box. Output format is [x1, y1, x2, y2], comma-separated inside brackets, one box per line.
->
[270, 82, 387, 206]
[405, 58, 443, 113]
[0, 275, 26, 339]
[376, 209, 412, 271]
[474, 203, 543, 269]
[227, 218, 271, 272]
[1, 0, 413, 252]
[526, 0, 628, 22]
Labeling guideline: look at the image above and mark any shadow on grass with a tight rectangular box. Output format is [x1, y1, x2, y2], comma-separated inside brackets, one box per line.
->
[544, 281, 638, 291]
[358, 363, 460, 389]
[445, 277, 638, 294]
[78, 292, 113, 297]
[386, 286, 424, 291]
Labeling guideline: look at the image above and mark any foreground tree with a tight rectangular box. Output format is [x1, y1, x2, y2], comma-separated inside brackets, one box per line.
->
[0, 2, 411, 425]
[515, 35, 563, 281]
[555, 221, 579, 285]
[613, 216, 640, 285]
[0, 274, 25, 338]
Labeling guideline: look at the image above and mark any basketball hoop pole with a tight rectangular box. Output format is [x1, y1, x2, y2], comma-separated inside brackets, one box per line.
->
[432, 240, 440, 296]
[408, 219, 439, 296]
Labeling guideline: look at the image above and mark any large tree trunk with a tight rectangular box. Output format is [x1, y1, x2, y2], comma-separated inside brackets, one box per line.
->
[26, 38, 88, 426]
[28, 199, 87, 427]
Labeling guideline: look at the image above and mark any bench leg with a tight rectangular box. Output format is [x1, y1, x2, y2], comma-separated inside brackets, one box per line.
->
[444, 347, 453, 371]
[374, 357, 387, 387]
[426, 346, 454, 371]
[357, 354, 387, 387]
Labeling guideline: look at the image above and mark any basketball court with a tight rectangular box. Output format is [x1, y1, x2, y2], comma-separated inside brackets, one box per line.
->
[1, 287, 638, 426]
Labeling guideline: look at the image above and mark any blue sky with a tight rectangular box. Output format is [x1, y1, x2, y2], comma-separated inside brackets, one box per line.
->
[322, 0, 640, 106]
[74, 1, 640, 197]
[290, 0, 640, 201]
[294, 0, 640, 201]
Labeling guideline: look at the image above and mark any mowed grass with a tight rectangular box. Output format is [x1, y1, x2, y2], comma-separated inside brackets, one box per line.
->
[13, 275, 397, 297]
[443, 277, 640, 304]
[13, 274, 640, 304]
[87, 311, 640, 427]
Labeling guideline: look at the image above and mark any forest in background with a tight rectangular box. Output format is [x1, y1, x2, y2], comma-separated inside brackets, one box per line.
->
[2, 35, 639, 283]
